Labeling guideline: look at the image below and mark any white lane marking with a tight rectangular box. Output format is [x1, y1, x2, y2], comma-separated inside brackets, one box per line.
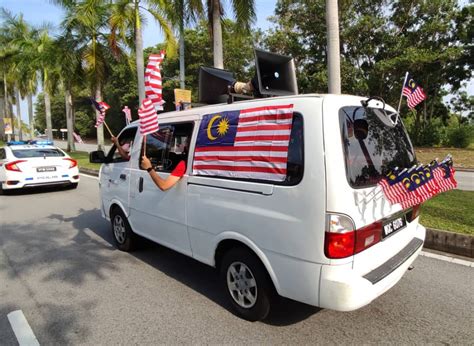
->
[420, 251, 474, 267]
[7, 310, 40, 346]
[80, 173, 99, 180]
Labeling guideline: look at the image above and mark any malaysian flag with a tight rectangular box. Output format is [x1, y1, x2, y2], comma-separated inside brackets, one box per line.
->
[432, 161, 457, 193]
[378, 168, 411, 205]
[402, 74, 427, 109]
[138, 99, 159, 136]
[122, 106, 132, 125]
[145, 51, 166, 111]
[193, 104, 294, 182]
[91, 99, 111, 128]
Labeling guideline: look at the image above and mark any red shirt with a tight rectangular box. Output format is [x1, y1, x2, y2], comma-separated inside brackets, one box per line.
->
[171, 160, 186, 177]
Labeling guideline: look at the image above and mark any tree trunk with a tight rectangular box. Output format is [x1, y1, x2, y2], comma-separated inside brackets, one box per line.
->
[65, 87, 75, 152]
[135, 1, 145, 104]
[212, 0, 224, 69]
[179, 0, 185, 89]
[95, 84, 105, 151]
[44, 90, 53, 141]
[3, 73, 11, 141]
[15, 87, 22, 141]
[325, 0, 341, 94]
[27, 93, 34, 139]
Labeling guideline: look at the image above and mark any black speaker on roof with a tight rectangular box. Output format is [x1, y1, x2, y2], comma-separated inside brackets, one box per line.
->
[254, 48, 298, 96]
[199, 66, 235, 104]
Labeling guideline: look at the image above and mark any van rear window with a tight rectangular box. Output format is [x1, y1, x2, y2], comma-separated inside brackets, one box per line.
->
[339, 106, 416, 188]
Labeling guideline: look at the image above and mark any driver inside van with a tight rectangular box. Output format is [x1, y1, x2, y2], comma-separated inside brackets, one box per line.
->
[111, 136, 131, 160]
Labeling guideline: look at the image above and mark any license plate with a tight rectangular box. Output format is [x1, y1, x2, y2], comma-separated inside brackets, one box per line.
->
[37, 175, 58, 180]
[37, 166, 56, 172]
[383, 215, 407, 238]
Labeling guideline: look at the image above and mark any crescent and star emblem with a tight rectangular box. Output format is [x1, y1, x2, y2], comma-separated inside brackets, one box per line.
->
[207, 115, 222, 140]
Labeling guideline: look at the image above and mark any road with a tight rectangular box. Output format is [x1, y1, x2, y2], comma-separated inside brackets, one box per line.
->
[1, 175, 473, 344]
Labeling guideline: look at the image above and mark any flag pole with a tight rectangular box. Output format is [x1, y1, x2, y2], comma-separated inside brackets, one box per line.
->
[103, 120, 114, 137]
[395, 72, 409, 125]
[397, 72, 409, 114]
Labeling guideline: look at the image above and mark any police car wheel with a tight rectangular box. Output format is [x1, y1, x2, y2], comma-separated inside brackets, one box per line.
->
[110, 207, 136, 252]
[220, 247, 273, 321]
[70, 183, 78, 189]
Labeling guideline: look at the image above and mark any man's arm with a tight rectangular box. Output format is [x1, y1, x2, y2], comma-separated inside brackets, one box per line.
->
[141, 155, 183, 191]
[111, 136, 129, 160]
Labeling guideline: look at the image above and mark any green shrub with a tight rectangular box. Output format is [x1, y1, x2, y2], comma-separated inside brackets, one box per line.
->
[446, 126, 474, 148]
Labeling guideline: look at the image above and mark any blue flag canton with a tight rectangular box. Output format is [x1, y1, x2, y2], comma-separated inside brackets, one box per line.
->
[404, 75, 420, 93]
[196, 110, 240, 147]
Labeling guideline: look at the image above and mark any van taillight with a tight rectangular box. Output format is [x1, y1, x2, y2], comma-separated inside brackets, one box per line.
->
[325, 214, 355, 259]
[5, 160, 26, 172]
[325, 214, 382, 259]
[354, 221, 382, 254]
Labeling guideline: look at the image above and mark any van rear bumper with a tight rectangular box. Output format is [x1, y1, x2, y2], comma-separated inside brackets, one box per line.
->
[319, 228, 425, 311]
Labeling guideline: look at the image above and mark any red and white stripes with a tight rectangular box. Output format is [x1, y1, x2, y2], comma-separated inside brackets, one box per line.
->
[138, 99, 159, 136]
[145, 51, 165, 111]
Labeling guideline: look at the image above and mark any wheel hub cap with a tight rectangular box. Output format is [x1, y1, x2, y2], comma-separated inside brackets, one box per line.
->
[227, 262, 257, 308]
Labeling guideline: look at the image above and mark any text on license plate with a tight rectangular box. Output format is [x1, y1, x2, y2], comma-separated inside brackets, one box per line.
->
[37, 166, 56, 172]
[383, 216, 406, 238]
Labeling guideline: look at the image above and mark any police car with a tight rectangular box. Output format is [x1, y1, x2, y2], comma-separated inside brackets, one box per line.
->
[0, 140, 80, 193]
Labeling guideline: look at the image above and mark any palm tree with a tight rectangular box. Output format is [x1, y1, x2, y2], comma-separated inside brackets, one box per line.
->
[110, 0, 177, 103]
[167, 0, 203, 89]
[206, 0, 256, 68]
[60, 0, 118, 151]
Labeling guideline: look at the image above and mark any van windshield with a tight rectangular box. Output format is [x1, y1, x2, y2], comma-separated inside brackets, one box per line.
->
[339, 106, 416, 188]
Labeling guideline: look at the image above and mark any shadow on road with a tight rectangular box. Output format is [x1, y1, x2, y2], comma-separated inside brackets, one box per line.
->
[68, 208, 322, 325]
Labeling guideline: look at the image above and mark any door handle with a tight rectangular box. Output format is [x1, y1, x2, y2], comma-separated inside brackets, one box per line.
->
[139, 177, 144, 192]
[120, 174, 127, 180]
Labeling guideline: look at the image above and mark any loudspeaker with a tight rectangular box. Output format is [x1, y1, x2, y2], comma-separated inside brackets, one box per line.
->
[199, 66, 235, 104]
[254, 48, 298, 96]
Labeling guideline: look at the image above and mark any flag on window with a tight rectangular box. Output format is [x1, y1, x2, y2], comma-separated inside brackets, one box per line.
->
[122, 106, 132, 125]
[145, 51, 166, 111]
[378, 168, 411, 205]
[193, 104, 294, 182]
[91, 99, 111, 128]
[432, 161, 457, 192]
[402, 74, 427, 109]
[138, 99, 159, 136]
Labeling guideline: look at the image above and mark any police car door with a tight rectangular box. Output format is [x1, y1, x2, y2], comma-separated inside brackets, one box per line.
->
[128, 120, 196, 256]
[100, 127, 138, 217]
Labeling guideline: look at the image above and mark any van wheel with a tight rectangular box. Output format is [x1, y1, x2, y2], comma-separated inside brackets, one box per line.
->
[110, 207, 136, 252]
[220, 247, 273, 321]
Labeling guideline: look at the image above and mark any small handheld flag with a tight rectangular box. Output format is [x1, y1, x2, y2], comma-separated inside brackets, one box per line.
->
[402, 74, 427, 109]
[138, 99, 159, 136]
[91, 99, 111, 128]
[122, 106, 132, 125]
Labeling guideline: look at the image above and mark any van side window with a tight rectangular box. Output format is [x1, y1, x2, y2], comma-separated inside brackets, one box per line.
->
[108, 127, 137, 163]
[143, 122, 194, 172]
[285, 113, 304, 185]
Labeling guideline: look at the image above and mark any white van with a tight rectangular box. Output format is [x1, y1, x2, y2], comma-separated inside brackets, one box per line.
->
[90, 94, 425, 321]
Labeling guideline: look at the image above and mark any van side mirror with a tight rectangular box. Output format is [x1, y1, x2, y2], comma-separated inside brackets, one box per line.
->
[90, 150, 106, 163]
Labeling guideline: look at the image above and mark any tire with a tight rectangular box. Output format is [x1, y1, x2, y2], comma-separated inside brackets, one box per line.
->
[220, 247, 274, 321]
[110, 207, 137, 252]
[70, 182, 78, 189]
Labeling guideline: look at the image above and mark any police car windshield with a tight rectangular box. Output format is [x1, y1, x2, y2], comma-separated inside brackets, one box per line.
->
[339, 106, 416, 188]
[12, 148, 65, 158]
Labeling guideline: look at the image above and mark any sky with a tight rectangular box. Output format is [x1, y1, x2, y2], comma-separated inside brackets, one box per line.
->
[2, 0, 278, 125]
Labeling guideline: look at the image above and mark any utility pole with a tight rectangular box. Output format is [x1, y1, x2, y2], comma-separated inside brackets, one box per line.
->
[179, 0, 185, 89]
[326, 0, 341, 94]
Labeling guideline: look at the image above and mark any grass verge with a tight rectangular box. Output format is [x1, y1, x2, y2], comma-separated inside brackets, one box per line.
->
[420, 190, 474, 235]
[415, 147, 474, 169]
[68, 151, 101, 170]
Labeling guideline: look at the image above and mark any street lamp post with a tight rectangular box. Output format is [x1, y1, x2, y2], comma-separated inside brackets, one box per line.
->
[326, 0, 341, 94]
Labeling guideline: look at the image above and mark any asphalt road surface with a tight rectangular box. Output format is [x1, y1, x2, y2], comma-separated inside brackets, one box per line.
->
[1, 175, 473, 344]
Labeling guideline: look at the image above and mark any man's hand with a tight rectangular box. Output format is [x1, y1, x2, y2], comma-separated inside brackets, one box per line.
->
[111, 136, 119, 146]
[141, 155, 152, 170]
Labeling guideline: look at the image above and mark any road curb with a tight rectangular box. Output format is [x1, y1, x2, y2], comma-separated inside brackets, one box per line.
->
[79, 168, 99, 177]
[77, 167, 473, 258]
[424, 228, 473, 258]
